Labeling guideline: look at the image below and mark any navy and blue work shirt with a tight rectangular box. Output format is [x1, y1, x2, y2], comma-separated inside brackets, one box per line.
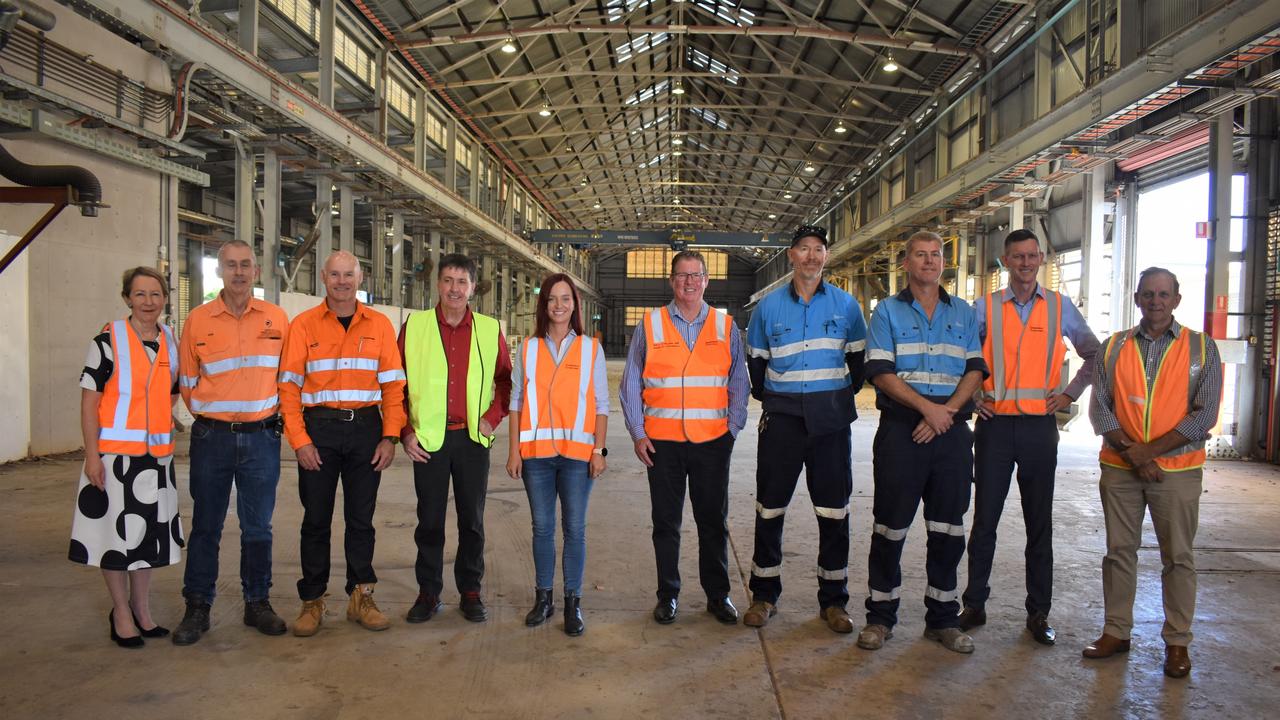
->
[746, 280, 867, 435]
[865, 287, 988, 421]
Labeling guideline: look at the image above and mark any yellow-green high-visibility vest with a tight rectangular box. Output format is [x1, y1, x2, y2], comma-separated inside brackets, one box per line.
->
[405, 309, 499, 452]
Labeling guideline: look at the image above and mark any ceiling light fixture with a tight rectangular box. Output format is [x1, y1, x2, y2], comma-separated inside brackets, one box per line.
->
[500, 39, 517, 54]
[672, 137, 684, 145]
[768, 213, 777, 219]
[672, 82, 685, 96]
[882, 54, 899, 73]
[835, 122, 847, 134]
[593, 202, 601, 209]
[804, 163, 816, 173]
[538, 103, 552, 117]
[783, 192, 793, 199]
[672, 150, 683, 156]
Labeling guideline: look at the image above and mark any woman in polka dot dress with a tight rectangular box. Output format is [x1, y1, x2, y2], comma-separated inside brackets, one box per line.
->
[70, 266, 185, 648]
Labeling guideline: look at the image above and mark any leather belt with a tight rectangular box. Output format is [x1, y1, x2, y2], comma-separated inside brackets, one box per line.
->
[304, 406, 381, 423]
[196, 415, 280, 433]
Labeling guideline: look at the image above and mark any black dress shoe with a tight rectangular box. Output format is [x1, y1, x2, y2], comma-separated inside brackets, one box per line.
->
[132, 612, 170, 638]
[1027, 613, 1056, 646]
[406, 594, 443, 623]
[564, 595, 584, 637]
[653, 597, 678, 624]
[109, 610, 144, 649]
[460, 591, 488, 622]
[525, 588, 554, 627]
[244, 600, 288, 636]
[172, 598, 211, 646]
[706, 597, 739, 624]
[957, 606, 986, 632]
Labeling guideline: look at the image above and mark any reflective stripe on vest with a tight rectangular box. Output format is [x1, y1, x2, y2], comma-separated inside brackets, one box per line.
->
[405, 310, 499, 452]
[982, 290, 1065, 415]
[98, 320, 177, 457]
[641, 307, 732, 443]
[1098, 327, 1207, 471]
[518, 335, 597, 461]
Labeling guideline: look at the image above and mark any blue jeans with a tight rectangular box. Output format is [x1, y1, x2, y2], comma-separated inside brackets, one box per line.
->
[522, 455, 593, 595]
[182, 418, 281, 603]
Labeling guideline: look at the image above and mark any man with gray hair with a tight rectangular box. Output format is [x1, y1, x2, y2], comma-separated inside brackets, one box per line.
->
[279, 250, 407, 636]
[1083, 267, 1221, 679]
[174, 240, 290, 643]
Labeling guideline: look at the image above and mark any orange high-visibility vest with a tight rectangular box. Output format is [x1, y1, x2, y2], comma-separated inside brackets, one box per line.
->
[641, 306, 732, 443]
[518, 335, 598, 461]
[1098, 326, 1207, 472]
[98, 320, 178, 457]
[981, 290, 1065, 415]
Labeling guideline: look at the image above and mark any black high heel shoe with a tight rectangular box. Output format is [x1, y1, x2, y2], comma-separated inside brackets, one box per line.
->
[109, 610, 144, 648]
[132, 611, 170, 638]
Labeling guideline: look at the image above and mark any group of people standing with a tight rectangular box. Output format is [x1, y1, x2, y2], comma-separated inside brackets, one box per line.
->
[70, 224, 1220, 680]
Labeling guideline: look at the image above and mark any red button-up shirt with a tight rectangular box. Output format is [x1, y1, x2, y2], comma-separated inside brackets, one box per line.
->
[398, 305, 512, 429]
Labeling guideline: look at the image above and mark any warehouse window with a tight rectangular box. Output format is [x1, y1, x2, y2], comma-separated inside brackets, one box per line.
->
[335, 27, 375, 87]
[425, 113, 446, 149]
[626, 248, 727, 279]
[625, 306, 660, 326]
[387, 78, 414, 121]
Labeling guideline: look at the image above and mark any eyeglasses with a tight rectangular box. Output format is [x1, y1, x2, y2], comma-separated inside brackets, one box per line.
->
[672, 272, 708, 281]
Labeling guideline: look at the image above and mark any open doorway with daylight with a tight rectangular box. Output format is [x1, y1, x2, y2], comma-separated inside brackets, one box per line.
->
[1134, 172, 1246, 442]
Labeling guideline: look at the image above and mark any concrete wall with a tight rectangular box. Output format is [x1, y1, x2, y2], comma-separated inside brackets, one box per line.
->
[5, 137, 168, 456]
[0, 245, 32, 462]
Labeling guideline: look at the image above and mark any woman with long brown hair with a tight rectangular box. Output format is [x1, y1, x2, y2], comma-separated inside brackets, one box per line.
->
[506, 273, 608, 636]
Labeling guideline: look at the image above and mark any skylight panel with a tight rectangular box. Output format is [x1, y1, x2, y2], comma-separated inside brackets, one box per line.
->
[625, 79, 670, 105]
[693, 1, 755, 27]
[617, 32, 670, 62]
[687, 47, 741, 84]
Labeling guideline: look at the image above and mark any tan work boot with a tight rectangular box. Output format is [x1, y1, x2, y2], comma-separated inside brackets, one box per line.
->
[742, 600, 777, 628]
[293, 598, 325, 637]
[346, 583, 390, 631]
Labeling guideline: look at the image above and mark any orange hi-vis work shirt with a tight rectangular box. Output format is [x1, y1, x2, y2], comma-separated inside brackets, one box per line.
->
[98, 320, 178, 457]
[518, 335, 599, 461]
[278, 300, 407, 450]
[1098, 326, 1208, 472]
[981, 289, 1066, 415]
[641, 306, 733, 443]
[179, 294, 288, 422]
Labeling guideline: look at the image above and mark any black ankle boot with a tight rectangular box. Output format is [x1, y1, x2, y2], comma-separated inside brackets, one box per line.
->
[525, 588, 554, 627]
[564, 595, 584, 637]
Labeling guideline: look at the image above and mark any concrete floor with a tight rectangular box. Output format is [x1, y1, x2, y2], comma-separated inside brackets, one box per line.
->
[2, 359, 1278, 719]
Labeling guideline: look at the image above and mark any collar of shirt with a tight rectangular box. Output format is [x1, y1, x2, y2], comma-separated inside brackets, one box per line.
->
[999, 283, 1046, 306]
[435, 303, 473, 330]
[208, 292, 264, 318]
[321, 299, 373, 323]
[544, 329, 580, 359]
[665, 300, 708, 325]
[1137, 318, 1182, 341]
[788, 279, 829, 302]
[895, 285, 953, 306]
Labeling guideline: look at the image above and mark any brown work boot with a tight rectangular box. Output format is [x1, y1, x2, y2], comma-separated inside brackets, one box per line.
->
[346, 583, 390, 631]
[293, 598, 325, 637]
[820, 606, 854, 633]
[742, 601, 776, 628]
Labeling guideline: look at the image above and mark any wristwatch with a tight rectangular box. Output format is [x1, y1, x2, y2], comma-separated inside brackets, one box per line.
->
[383, 435, 399, 445]
[593, 447, 608, 457]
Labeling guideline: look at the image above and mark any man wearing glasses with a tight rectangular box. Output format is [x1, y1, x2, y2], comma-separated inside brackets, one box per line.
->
[620, 250, 750, 625]
[743, 226, 867, 632]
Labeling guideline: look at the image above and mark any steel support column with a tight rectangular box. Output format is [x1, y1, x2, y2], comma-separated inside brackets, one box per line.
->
[318, 0, 335, 107]
[262, 148, 281, 302]
[339, 185, 354, 254]
[234, 142, 254, 245]
[237, 0, 258, 55]
[315, 182, 333, 295]
[391, 211, 404, 307]
[1206, 115, 1233, 339]
[1079, 165, 1110, 332]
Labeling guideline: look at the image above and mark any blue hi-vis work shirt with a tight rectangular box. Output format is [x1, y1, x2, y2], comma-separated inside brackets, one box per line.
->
[865, 287, 988, 419]
[746, 280, 867, 435]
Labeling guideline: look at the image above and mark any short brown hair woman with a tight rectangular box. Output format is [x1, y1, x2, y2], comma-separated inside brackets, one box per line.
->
[70, 266, 184, 647]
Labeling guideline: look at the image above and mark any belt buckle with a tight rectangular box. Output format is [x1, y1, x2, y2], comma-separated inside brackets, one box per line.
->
[339, 408, 356, 422]
[229, 421, 245, 433]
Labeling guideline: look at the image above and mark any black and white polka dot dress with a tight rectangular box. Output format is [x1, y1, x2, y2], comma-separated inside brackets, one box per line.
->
[68, 329, 185, 570]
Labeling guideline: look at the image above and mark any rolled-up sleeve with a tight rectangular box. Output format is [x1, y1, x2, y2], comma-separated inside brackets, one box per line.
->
[618, 323, 648, 441]
[1174, 337, 1222, 441]
[1088, 335, 1122, 436]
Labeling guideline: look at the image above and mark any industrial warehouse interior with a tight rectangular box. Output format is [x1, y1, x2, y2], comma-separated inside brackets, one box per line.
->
[1, 0, 1278, 718]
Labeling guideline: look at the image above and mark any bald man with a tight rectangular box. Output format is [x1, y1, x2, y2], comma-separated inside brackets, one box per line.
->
[278, 251, 407, 636]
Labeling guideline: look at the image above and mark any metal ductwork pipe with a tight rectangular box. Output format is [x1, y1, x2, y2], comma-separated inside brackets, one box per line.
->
[0, 142, 103, 216]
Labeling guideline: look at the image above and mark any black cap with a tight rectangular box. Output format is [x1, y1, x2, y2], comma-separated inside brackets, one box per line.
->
[791, 225, 828, 247]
